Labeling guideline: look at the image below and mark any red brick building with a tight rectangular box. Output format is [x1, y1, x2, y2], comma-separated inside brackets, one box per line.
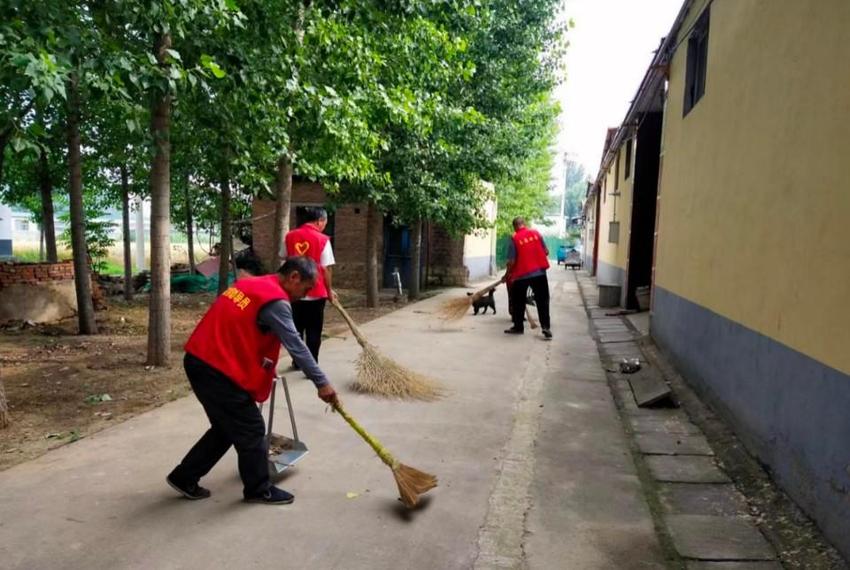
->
[252, 179, 496, 289]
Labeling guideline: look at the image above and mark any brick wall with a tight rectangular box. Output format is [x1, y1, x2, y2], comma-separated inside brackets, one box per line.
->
[252, 180, 382, 289]
[427, 224, 467, 286]
[0, 260, 75, 286]
[251, 179, 476, 289]
[0, 260, 105, 308]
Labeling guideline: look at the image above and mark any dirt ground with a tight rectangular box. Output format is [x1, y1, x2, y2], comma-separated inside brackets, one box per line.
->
[0, 288, 422, 472]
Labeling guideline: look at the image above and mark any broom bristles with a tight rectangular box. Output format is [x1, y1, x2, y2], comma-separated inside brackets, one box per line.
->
[393, 462, 438, 508]
[436, 296, 473, 320]
[353, 343, 445, 401]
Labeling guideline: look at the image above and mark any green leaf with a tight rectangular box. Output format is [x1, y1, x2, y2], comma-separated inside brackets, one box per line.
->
[200, 54, 226, 78]
[165, 48, 182, 62]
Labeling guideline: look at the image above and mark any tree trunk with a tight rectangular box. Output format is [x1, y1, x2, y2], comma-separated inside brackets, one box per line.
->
[184, 175, 196, 275]
[366, 202, 380, 308]
[269, 155, 292, 271]
[0, 377, 9, 429]
[120, 164, 133, 301]
[66, 71, 97, 335]
[217, 175, 232, 295]
[39, 150, 58, 263]
[409, 219, 422, 300]
[146, 32, 172, 367]
[0, 130, 9, 188]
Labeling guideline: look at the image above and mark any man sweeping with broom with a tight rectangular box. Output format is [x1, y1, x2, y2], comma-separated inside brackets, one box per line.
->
[503, 217, 553, 339]
[167, 256, 339, 505]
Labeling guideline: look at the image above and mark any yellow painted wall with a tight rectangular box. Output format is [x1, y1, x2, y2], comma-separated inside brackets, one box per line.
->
[597, 143, 635, 276]
[655, 0, 850, 374]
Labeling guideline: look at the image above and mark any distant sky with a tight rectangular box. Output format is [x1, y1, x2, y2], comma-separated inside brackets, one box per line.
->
[552, 0, 683, 187]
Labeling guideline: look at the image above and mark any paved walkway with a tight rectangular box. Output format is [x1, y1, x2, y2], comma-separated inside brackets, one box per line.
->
[0, 270, 665, 569]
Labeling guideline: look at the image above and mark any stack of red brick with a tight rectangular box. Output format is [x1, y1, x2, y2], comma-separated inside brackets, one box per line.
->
[0, 260, 75, 287]
[0, 260, 105, 308]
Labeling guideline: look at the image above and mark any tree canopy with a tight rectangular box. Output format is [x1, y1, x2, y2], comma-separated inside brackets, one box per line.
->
[1, 0, 568, 348]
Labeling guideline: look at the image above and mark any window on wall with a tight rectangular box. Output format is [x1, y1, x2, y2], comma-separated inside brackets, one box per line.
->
[684, 7, 710, 116]
[624, 138, 632, 179]
[14, 219, 29, 232]
[603, 178, 607, 203]
[608, 221, 620, 244]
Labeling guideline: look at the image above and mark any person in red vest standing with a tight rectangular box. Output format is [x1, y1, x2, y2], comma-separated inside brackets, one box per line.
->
[167, 256, 338, 505]
[284, 207, 336, 365]
[503, 217, 553, 339]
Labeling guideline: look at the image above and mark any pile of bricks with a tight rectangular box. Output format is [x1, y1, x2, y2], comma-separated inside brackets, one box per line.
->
[0, 260, 75, 287]
[0, 260, 106, 309]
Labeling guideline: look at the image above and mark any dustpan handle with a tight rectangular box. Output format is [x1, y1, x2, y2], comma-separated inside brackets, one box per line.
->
[266, 377, 277, 439]
[281, 376, 300, 442]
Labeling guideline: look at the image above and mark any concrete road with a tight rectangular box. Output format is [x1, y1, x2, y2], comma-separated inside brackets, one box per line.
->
[0, 270, 665, 569]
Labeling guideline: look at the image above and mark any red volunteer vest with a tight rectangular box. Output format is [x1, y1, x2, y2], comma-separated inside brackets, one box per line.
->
[185, 274, 288, 402]
[511, 227, 550, 279]
[285, 224, 330, 299]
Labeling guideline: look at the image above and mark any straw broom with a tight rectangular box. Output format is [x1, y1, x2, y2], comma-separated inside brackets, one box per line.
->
[437, 279, 504, 321]
[331, 298, 444, 401]
[334, 402, 437, 508]
[525, 307, 539, 329]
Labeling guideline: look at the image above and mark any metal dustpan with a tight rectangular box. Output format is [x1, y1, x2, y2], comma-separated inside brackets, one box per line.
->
[260, 376, 308, 475]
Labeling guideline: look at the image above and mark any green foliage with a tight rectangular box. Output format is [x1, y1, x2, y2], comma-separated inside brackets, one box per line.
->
[494, 96, 560, 235]
[58, 199, 116, 274]
[2, 0, 569, 284]
[563, 159, 588, 224]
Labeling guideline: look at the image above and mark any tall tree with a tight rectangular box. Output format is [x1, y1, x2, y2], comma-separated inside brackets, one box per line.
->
[146, 30, 172, 364]
[66, 68, 97, 333]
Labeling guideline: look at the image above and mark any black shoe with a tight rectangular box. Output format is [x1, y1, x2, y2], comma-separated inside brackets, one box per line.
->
[542, 329, 553, 340]
[244, 486, 295, 505]
[290, 361, 300, 371]
[166, 474, 211, 500]
[504, 327, 524, 335]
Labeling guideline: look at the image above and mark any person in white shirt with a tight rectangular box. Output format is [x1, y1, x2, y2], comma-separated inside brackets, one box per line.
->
[283, 207, 336, 365]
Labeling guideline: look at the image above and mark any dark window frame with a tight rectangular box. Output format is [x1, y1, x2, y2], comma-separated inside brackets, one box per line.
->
[684, 7, 710, 116]
[624, 138, 632, 179]
[614, 149, 620, 190]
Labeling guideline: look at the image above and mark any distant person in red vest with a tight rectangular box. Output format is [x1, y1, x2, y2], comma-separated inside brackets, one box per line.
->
[503, 217, 552, 339]
[284, 207, 336, 366]
[167, 257, 338, 505]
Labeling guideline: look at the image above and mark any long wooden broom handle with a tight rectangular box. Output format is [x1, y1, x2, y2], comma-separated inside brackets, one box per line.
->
[472, 279, 504, 301]
[330, 298, 370, 348]
[333, 403, 397, 469]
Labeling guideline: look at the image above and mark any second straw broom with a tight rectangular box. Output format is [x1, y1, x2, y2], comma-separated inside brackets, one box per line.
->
[331, 298, 444, 401]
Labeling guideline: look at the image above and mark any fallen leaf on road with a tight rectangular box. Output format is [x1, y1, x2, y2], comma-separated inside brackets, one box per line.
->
[346, 492, 360, 499]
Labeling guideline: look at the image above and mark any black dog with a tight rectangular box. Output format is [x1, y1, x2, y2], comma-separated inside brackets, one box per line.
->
[468, 289, 496, 315]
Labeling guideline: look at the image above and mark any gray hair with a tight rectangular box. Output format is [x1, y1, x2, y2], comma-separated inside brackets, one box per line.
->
[278, 256, 318, 281]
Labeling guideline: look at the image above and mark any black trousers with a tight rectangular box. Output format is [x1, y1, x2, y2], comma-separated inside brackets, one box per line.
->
[292, 299, 326, 362]
[169, 353, 270, 498]
[510, 274, 551, 331]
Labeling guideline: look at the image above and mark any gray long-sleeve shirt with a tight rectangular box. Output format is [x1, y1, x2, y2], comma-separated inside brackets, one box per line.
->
[257, 300, 330, 388]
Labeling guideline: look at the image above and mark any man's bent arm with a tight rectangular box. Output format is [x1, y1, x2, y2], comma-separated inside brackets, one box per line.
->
[258, 300, 330, 387]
